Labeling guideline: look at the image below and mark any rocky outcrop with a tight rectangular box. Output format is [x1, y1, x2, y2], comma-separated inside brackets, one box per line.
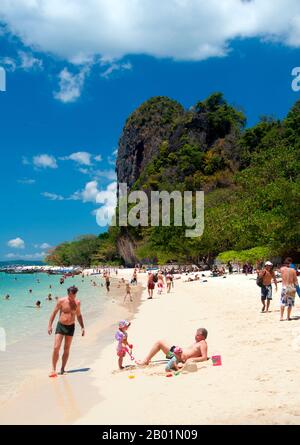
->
[116, 96, 184, 188]
[115, 93, 245, 264]
[116, 235, 137, 267]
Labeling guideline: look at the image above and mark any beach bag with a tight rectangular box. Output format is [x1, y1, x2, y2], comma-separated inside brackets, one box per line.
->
[286, 285, 296, 298]
[286, 269, 296, 298]
[256, 271, 265, 287]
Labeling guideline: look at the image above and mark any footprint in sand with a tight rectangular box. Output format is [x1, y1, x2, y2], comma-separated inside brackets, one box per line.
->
[255, 375, 271, 382]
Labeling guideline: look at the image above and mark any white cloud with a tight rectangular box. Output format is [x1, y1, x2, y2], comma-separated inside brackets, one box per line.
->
[0, 52, 42, 72]
[54, 66, 90, 103]
[7, 237, 25, 249]
[94, 155, 102, 162]
[107, 159, 115, 166]
[61, 151, 92, 166]
[22, 156, 30, 165]
[71, 180, 99, 203]
[108, 149, 117, 166]
[18, 178, 36, 184]
[0, 57, 16, 72]
[78, 168, 90, 175]
[34, 243, 51, 249]
[41, 178, 117, 227]
[1, 1, 300, 63]
[70, 180, 117, 226]
[94, 169, 117, 181]
[5, 252, 46, 260]
[40, 243, 51, 249]
[42, 192, 65, 201]
[100, 61, 132, 79]
[95, 181, 117, 227]
[33, 154, 58, 169]
[76, 166, 116, 180]
[18, 50, 43, 70]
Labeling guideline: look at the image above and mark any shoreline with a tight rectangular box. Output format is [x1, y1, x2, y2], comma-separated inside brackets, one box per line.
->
[0, 272, 144, 425]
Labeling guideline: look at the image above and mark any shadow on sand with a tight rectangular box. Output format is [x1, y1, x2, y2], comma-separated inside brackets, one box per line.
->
[65, 367, 91, 374]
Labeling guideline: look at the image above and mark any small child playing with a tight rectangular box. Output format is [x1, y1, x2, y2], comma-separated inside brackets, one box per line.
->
[115, 320, 134, 369]
[124, 281, 133, 303]
[165, 346, 183, 372]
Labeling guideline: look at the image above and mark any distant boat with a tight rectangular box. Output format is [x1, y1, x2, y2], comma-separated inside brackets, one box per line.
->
[2, 265, 82, 275]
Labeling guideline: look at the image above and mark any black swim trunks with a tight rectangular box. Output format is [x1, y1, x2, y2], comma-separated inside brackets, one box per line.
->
[55, 322, 75, 337]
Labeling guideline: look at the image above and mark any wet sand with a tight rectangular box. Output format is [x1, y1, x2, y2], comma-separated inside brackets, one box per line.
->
[0, 276, 143, 425]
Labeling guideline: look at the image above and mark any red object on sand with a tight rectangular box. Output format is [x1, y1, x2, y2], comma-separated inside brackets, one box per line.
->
[166, 373, 173, 377]
[211, 355, 222, 366]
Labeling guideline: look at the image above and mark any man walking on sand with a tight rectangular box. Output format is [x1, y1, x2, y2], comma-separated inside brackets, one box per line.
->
[280, 257, 299, 321]
[48, 286, 85, 377]
[136, 328, 208, 366]
[258, 261, 278, 313]
[147, 272, 155, 299]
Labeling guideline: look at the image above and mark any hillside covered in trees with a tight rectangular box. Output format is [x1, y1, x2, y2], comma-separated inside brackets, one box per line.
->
[46, 93, 300, 267]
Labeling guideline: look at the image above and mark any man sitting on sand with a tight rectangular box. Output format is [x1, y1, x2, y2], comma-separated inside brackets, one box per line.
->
[136, 328, 208, 366]
[48, 286, 85, 377]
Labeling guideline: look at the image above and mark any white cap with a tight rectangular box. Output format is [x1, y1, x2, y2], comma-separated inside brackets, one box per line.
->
[265, 261, 273, 266]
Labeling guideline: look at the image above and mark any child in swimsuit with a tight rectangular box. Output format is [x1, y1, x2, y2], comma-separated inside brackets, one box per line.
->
[115, 320, 133, 369]
[165, 346, 183, 372]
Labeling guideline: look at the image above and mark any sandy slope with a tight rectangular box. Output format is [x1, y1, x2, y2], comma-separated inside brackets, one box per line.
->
[76, 270, 300, 425]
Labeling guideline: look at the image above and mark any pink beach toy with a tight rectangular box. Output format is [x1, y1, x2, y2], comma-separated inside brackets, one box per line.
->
[211, 355, 222, 366]
[126, 347, 135, 361]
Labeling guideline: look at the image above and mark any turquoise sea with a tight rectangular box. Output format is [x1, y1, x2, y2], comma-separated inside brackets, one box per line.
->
[0, 272, 108, 402]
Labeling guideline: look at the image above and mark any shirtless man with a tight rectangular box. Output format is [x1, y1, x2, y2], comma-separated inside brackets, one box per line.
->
[136, 328, 208, 366]
[131, 268, 137, 285]
[124, 281, 133, 303]
[280, 258, 299, 321]
[147, 272, 155, 299]
[258, 261, 278, 313]
[48, 286, 85, 377]
[104, 273, 111, 292]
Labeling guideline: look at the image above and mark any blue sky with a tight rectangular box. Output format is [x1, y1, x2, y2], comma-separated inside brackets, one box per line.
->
[0, 0, 300, 261]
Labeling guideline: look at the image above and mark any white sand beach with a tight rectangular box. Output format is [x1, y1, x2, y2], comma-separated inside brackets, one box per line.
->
[1, 269, 300, 425]
[76, 269, 300, 425]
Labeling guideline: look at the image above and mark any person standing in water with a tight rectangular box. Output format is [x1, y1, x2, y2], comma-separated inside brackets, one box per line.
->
[48, 286, 85, 377]
[104, 273, 111, 292]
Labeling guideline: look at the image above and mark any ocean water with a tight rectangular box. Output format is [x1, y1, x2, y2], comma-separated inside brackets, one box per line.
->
[0, 272, 106, 346]
[0, 272, 109, 402]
